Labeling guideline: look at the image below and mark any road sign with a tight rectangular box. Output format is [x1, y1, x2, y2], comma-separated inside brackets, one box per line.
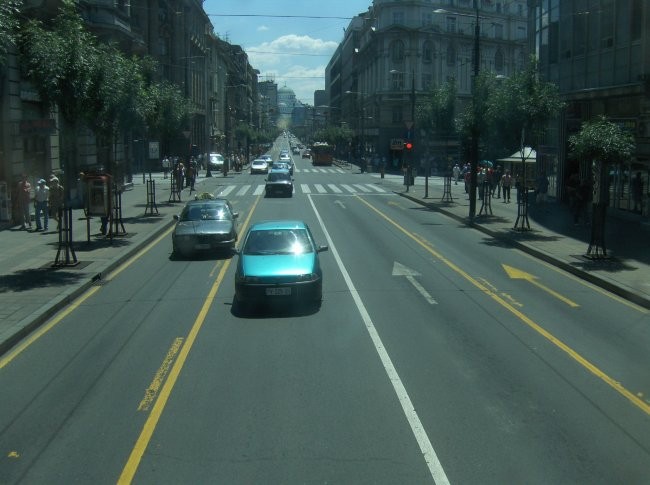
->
[390, 138, 404, 150]
[148, 141, 160, 160]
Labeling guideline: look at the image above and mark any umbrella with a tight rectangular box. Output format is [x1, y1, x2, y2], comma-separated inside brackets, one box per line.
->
[479, 160, 493, 168]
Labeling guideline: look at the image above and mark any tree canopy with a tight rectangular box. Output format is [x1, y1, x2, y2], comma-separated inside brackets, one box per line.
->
[569, 116, 635, 165]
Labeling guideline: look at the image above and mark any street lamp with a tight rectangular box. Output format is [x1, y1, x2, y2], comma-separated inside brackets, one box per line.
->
[434, 2, 481, 218]
[345, 91, 369, 170]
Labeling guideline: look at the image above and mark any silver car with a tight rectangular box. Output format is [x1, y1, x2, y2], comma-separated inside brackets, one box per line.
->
[172, 196, 238, 258]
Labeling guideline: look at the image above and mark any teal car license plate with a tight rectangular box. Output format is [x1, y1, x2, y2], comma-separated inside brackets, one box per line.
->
[266, 287, 291, 296]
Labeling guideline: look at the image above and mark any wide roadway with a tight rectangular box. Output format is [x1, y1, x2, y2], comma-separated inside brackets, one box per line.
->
[1, 142, 649, 484]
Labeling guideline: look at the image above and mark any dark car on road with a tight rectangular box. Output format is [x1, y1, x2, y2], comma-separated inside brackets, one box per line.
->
[265, 170, 293, 197]
[171, 195, 238, 258]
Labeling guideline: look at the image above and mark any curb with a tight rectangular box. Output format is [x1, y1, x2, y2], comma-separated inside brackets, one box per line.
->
[397, 191, 650, 311]
[0, 218, 176, 356]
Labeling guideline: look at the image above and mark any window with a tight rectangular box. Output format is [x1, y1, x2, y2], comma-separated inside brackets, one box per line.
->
[423, 41, 433, 63]
[446, 45, 456, 66]
[494, 23, 503, 39]
[391, 71, 405, 90]
[422, 73, 433, 90]
[495, 48, 504, 73]
[391, 40, 405, 63]
[392, 106, 403, 124]
[446, 17, 456, 33]
[422, 12, 433, 27]
[393, 11, 404, 26]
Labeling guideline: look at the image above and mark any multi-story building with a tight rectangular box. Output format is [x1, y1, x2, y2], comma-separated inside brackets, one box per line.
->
[0, 0, 258, 223]
[326, 0, 528, 169]
[531, 0, 649, 218]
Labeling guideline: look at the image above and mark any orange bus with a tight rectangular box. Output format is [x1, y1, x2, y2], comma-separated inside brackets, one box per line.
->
[311, 142, 334, 166]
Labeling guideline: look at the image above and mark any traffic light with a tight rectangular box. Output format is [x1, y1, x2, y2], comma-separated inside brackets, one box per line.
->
[404, 141, 413, 151]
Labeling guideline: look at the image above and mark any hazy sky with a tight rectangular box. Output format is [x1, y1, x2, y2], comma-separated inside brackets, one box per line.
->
[202, 0, 373, 104]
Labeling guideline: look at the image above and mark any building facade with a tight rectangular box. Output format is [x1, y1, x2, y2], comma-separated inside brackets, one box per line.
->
[0, 0, 258, 222]
[326, 0, 528, 170]
[531, 0, 649, 217]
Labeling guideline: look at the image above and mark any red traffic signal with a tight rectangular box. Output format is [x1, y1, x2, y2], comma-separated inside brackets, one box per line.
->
[404, 141, 413, 150]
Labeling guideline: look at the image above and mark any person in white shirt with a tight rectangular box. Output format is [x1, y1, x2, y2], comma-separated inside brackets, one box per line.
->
[34, 179, 50, 231]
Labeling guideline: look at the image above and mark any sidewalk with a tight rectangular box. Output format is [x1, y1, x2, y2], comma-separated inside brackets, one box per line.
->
[0, 172, 211, 355]
[0, 168, 648, 356]
[372, 170, 650, 311]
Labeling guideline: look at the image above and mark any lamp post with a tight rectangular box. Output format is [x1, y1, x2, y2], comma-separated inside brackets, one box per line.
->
[434, 2, 480, 218]
[345, 91, 369, 171]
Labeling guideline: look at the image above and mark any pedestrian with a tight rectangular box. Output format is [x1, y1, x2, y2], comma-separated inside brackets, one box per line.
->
[17, 174, 32, 229]
[574, 178, 591, 225]
[34, 178, 49, 231]
[49, 176, 65, 229]
[494, 165, 503, 198]
[186, 162, 195, 192]
[452, 163, 460, 185]
[536, 172, 549, 205]
[162, 156, 170, 179]
[631, 172, 643, 213]
[501, 170, 512, 203]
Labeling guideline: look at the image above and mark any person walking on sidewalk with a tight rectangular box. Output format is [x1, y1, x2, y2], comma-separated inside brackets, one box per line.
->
[49, 176, 64, 229]
[17, 174, 32, 229]
[34, 178, 49, 231]
[452, 163, 460, 185]
[501, 170, 512, 203]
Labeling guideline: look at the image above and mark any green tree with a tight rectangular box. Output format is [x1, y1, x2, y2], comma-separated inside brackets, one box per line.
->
[569, 116, 635, 257]
[142, 80, 189, 157]
[0, 0, 21, 65]
[417, 78, 457, 171]
[19, 0, 100, 188]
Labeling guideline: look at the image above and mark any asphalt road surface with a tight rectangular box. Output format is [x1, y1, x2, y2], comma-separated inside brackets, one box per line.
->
[1, 137, 649, 484]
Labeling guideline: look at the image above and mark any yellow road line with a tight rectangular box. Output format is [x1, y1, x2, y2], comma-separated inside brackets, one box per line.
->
[118, 195, 260, 484]
[137, 337, 184, 411]
[356, 195, 650, 416]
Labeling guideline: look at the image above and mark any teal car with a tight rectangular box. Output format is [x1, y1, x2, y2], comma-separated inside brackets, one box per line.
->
[234, 220, 328, 310]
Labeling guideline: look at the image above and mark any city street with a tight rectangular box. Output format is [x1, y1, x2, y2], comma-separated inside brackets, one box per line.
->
[1, 141, 649, 484]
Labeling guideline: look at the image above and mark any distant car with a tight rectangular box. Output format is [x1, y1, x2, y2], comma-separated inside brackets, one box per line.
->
[250, 158, 269, 174]
[234, 220, 328, 309]
[172, 195, 238, 258]
[270, 162, 290, 172]
[208, 153, 225, 170]
[302, 150, 311, 159]
[278, 154, 294, 174]
[260, 154, 273, 163]
[292, 147, 300, 155]
[265, 170, 293, 197]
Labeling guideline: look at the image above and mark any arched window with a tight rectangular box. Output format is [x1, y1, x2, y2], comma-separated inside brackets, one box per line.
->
[446, 44, 456, 66]
[391, 40, 405, 63]
[495, 48, 504, 73]
[423, 41, 433, 63]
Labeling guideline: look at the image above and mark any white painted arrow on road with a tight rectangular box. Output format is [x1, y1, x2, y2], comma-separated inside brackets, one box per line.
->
[392, 262, 438, 305]
[334, 199, 347, 209]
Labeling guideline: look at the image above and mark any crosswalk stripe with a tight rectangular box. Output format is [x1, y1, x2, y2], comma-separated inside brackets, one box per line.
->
[301, 184, 311, 193]
[237, 184, 251, 196]
[314, 184, 327, 193]
[219, 185, 235, 196]
[353, 184, 371, 192]
[341, 184, 356, 193]
[253, 184, 264, 195]
[365, 184, 387, 192]
[327, 184, 343, 193]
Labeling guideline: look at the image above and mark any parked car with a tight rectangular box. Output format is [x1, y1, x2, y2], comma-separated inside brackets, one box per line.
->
[302, 150, 311, 159]
[265, 170, 293, 197]
[208, 153, 225, 170]
[171, 195, 238, 258]
[234, 220, 328, 310]
[250, 158, 269, 174]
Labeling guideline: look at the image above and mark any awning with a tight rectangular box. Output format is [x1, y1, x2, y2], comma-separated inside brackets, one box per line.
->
[497, 146, 536, 163]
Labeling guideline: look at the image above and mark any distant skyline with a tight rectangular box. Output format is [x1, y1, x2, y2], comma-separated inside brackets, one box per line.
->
[202, 1, 372, 104]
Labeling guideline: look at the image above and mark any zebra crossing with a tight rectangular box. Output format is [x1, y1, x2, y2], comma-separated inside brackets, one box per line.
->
[215, 182, 390, 197]
[293, 167, 346, 174]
